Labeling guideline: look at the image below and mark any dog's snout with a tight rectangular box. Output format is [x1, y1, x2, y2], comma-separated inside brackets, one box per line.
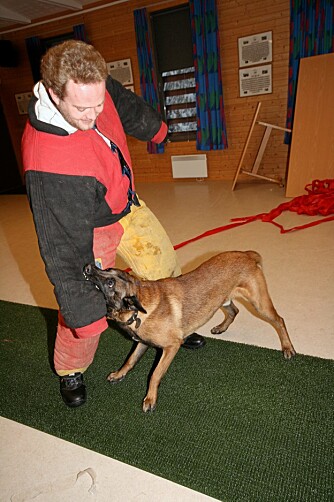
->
[83, 264, 92, 276]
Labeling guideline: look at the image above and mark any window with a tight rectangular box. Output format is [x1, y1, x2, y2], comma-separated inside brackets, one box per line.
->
[150, 4, 196, 142]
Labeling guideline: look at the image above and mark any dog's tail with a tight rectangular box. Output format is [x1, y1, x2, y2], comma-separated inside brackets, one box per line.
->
[245, 250, 263, 268]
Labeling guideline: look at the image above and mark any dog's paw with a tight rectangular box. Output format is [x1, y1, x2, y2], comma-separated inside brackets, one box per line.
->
[142, 397, 156, 413]
[211, 326, 224, 335]
[211, 321, 231, 334]
[107, 372, 125, 384]
[283, 347, 296, 359]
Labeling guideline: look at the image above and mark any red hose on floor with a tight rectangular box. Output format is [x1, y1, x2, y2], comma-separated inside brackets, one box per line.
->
[173, 179, 334, 250]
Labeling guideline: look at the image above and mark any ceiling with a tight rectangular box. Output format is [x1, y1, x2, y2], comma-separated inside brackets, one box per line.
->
[0, 0, 121, 33]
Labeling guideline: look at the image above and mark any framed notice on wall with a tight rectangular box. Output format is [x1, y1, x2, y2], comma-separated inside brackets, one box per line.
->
[15, 92, 33, 115]
[238, 31, 273, 97]
[107, 59, 133, 86]
[239, 65, 272, 97]
[238, 31, 272, 67]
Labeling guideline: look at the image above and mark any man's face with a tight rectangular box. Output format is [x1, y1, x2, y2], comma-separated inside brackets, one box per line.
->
[49, 79, 106, 131]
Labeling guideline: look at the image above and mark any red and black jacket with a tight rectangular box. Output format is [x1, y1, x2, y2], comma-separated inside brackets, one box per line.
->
[22, 76, 167, 334]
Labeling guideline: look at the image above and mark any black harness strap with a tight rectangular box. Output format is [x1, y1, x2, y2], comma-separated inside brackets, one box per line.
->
[110, 140, 140, 209]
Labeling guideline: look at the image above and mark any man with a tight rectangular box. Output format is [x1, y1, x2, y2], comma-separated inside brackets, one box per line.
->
[22, 40, 205, 408]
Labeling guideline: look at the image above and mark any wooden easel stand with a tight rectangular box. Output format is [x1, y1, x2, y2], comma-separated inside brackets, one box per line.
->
[232, 102, 291, 190]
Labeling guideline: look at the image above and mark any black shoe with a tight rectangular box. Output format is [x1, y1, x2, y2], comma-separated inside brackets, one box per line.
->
[60, 372, 86, 408]
[182, 333, 206, 350]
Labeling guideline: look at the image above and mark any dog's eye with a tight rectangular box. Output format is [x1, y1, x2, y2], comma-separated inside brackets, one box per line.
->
[107, 278, 115, 288]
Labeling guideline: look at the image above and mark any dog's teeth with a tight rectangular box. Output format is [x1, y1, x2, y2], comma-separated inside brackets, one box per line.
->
[95, 285, 100, 291]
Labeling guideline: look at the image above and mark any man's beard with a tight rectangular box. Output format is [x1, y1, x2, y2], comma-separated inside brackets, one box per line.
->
[57, 103, 96, 131]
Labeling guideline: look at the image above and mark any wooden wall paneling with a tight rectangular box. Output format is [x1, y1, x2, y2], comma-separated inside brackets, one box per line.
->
[0, 0, 291, 183]
[285, 53, 334, 197]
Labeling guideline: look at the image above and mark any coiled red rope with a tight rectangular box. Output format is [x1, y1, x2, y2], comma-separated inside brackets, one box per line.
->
[174, 179, 334, 250]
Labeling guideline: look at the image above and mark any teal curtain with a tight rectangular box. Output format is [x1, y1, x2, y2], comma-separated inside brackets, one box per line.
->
[73, 24, 89, 43]
[26, 25, 88, 83]
[25, 36, 43, 83]
[133, 8, 164, 154]
[189, 0, 228, 150]
[285, 0, 334, 142]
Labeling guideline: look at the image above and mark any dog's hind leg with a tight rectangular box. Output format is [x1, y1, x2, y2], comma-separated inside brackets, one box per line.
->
[143, 343, 181, 413]
[254, 306, 295, 359]
[239, 272, 296, 360]
[211, 300, 239, 334]
[254, 302, 295, 360]
[107, 342, 149, 383]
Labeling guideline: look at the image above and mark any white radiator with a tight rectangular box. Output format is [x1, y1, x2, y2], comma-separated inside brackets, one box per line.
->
[171, 154, 207, 179]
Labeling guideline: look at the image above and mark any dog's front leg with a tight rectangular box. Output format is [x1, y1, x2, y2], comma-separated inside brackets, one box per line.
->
[107, 342, 149, 383]
[143, 343, 181, 413]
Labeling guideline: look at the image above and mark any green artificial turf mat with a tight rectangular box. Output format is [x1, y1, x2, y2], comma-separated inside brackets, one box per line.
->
[1, 300, 333, 501]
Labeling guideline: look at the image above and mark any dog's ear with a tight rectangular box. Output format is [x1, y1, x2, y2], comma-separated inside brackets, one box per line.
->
[126, 295, 147, 314]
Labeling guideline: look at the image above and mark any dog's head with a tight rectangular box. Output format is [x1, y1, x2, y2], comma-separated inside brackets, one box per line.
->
[83, 264, 146, 314]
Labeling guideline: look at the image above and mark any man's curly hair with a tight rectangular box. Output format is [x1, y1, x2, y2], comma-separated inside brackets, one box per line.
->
[41, 40, 108, 99]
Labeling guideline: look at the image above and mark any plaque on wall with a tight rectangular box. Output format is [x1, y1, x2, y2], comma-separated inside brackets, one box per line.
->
[238, 31, 272, 68]
[239, 64, 272, 97]
[107, 59, 133, 86]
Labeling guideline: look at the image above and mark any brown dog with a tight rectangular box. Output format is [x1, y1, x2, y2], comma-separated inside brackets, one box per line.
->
[84, 251, 295, 412]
